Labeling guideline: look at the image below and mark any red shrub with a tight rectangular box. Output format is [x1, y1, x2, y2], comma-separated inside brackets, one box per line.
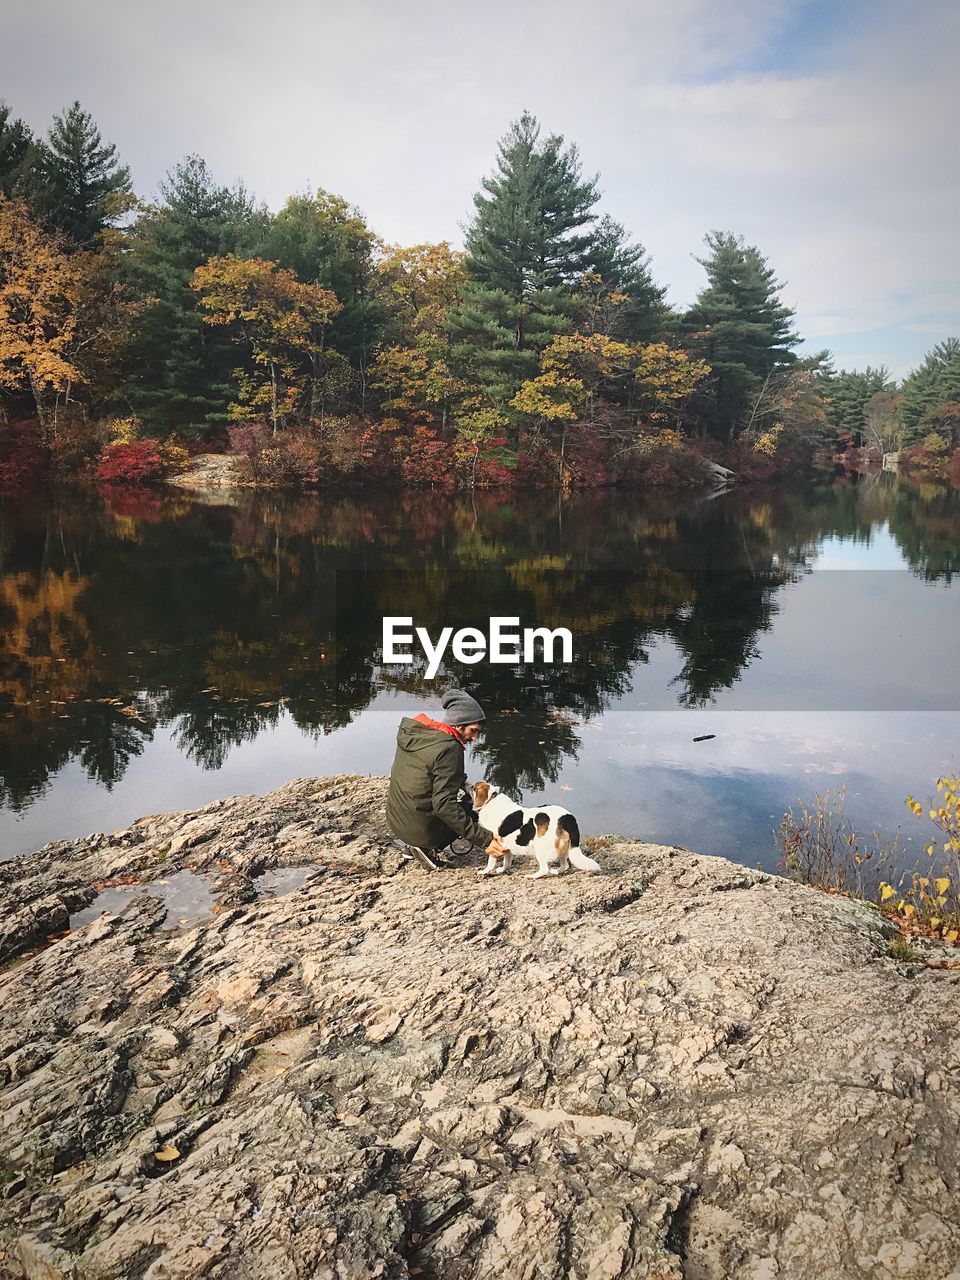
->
[399, 427, 455, 489]
[96, 439, 165, 485]
[472, 458, 516, 488]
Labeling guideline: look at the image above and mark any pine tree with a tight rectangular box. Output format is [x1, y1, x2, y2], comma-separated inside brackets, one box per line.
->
[583, 214, 668, 341]
[0, 101, 38, 201]
[119, 155, 267, 432]
[822, 366, 895, 439]
[38, 101, 133, 245]
[447, 112, 601, 406]
[683, 231, 800, 439]
[899, 338, 960, 444]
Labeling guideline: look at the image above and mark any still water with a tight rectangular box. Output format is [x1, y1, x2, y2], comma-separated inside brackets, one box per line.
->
[1, 471, 958, 870]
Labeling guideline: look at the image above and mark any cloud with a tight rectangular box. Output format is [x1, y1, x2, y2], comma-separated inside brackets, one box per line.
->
[2, 0, 957, 377]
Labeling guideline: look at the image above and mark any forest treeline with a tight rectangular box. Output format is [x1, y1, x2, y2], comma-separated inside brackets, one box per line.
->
[1, 100, 959, 491]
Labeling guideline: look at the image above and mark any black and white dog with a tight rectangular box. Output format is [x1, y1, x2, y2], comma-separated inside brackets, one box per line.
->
[468, 781, 601, 879]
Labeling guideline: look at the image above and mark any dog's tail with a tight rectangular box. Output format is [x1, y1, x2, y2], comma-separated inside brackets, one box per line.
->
[567, 847, 601, 873]
[556, 814, 601, 872]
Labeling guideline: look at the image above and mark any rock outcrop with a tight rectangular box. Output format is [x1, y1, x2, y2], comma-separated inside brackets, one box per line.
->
[166, 454, 248, 491]
[1, 776, 958, 1279]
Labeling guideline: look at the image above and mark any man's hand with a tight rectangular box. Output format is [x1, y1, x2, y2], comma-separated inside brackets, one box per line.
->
[485, 836, 508, 859]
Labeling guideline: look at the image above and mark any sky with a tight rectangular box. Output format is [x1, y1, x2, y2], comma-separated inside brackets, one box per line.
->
[2, 0, 958, 378]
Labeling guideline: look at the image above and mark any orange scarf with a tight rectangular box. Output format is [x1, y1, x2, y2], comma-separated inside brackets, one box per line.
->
[413, 712, 466, 746]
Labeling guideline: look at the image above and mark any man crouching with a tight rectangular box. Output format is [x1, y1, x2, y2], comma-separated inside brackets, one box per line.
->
[386, 689, 507, 871]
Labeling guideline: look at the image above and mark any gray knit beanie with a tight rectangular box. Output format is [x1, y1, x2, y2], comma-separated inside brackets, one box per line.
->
[442, 688, 486, 726]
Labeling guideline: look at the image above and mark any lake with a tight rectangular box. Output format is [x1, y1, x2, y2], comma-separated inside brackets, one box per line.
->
[2, 469, 959, 872]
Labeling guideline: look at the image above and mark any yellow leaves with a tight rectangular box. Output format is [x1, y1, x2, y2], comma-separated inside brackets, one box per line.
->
[511, 371, 585, 422]
[0, 197, 88, 407]
[936, 878, 951, 895]
[191, 254, 342, 427]
[376, 242, 467, 341]
[880, 883, 896, 902]
[905, 796, 923, 817]
[154, 1145, 181, 1163]
[191, 255, 341, 340]
[513, 330, 709, 427]
[753, 424, 783, 455]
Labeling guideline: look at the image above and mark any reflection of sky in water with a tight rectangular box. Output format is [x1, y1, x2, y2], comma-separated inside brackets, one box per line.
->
[4, 695, 958, 873]
[812, 525, 908, 571]
[632, 569, 960, 711]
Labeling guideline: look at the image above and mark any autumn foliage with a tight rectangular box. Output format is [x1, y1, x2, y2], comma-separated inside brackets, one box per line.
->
[96, 439, 165, 485]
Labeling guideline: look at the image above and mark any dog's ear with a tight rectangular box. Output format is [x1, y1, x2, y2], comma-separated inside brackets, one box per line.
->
[472, 781, 491, 807]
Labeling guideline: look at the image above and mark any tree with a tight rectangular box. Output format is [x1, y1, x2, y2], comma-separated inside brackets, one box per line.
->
[38, 102, 133, 245]
[683, 231, 800, 440]
[862, 389, 902, 453]
[120, 155, 268, 432]
[447, 112, 601, 407]
[371, 242, 468, 428]
[741, 355, 832, 456]
[191, 254, 340, 433]
[582, 214, 668, 340]
[0, 102, 38, 201]
[511, 331, 709, 485]
[822, 365, 895, 439]
[0, 198, 86, 436]
[899, 338, 960, 444]
[376, 241, 467, 345]
[260, 189, 382, 405]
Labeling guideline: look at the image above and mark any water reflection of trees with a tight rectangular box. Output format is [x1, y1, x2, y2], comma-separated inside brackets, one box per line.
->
[0, 472, 956, 810]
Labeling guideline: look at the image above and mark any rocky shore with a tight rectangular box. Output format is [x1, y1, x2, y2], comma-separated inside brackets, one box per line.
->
[1, 775, 959, 1279]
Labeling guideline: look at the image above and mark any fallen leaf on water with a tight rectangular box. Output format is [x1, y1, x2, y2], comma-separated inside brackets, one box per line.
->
[560, 785, 573, 792]
[178, 917, 189, 925]
[211, 905, 222, 915]
[154, 1145, 180, 1162]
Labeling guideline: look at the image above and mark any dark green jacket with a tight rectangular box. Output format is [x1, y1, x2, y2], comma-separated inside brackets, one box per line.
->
[386, 717, 494, 851]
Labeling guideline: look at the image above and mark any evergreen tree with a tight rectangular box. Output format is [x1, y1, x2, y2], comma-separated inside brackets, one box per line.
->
[38, 101, 133, 244]
[683, 231, 800, 439]
[899, 338, 960, 443]
[0, 101, 38, 200]
[582, 214, 668, 340]
[447, 112, 601, 406]
[822, 366, 895, 439]
[119, 155, 267, 432]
